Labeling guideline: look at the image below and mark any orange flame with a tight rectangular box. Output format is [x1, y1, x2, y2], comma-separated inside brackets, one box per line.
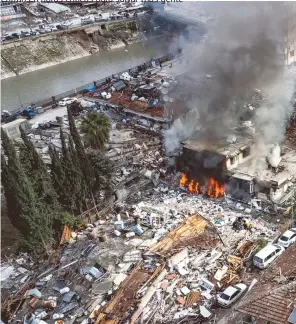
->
[180, 173, 188, 187]
[180, 173, 199, 194]
[179, 173, 224, 198]
[207, 177, 224, 198]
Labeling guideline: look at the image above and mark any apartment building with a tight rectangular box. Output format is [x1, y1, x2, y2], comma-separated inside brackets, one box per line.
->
[285, 2, 296, 76]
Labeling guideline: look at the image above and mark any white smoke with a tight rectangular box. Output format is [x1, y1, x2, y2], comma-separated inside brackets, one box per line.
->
[163, 2, 295, 162]
[267, 144, 282, 168]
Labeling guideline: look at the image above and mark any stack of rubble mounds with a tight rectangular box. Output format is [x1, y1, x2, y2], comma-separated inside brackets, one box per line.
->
[1, 179, 283, 324]
[107, 126, 164, 202]
[84, 62, 180, 120]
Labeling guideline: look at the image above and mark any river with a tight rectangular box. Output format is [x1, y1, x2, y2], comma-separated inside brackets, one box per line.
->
[1, 39, 170, 112]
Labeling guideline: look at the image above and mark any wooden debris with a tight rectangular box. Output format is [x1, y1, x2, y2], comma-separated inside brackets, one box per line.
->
[185, 292, 201, 307]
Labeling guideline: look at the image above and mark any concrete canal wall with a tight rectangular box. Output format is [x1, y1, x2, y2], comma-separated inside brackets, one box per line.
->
[1, 19, 139, 79]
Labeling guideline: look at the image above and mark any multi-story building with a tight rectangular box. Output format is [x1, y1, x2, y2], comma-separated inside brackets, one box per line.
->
[285, 2, 296, 76]
[0, 3, 25, 21]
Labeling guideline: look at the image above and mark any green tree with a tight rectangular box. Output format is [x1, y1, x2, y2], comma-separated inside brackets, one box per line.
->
[80, 111, 110, 150]
[49, 147, 69, 209]
[87, 151, 114, 200]
[19, 127, 59, 209]
[1, 153, 25, 233]
[1, 129, 53, 252]
[60, 129, 86, 213]
[67, 105, 94, 194]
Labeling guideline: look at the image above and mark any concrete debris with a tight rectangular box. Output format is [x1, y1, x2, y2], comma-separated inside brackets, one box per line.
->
[3, 82, 293, 323]
[200, 305, 212, 318]
[0, 183, 285, 324]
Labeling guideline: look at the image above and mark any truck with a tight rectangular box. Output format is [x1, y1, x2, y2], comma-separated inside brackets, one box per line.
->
[22, 107, 36, 119]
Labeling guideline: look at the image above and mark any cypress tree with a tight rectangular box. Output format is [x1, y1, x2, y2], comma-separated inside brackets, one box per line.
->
[49, 147, 64, 200]
[67, 105, 94, 191]
[59, 129, 85, 213]
[87, 152, 114, 201]
[19, 126, 60, 211]
[67, 105, 86, 165]
[1, 129, 53, 252]
[1, 153, 25, 232]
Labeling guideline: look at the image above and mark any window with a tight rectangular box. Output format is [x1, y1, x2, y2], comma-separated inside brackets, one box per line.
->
[291, 50, 295, 57]
[264, 252, 275, 262]
[242, 147, 251, 158]
[280, 235, 289, 242]
[230, 156, 237, 165]
[230, 290, 240, 299]
[220, 293, 230, 300]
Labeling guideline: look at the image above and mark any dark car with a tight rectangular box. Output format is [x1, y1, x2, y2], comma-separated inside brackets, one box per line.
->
[56, 24, 68, 30]
[5, 35, 15, 40]
[21, 31, 31, 37]
[30, 30, 38, 36]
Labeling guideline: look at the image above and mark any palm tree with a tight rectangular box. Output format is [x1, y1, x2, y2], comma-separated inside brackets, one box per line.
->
[80, 111, 110, 150]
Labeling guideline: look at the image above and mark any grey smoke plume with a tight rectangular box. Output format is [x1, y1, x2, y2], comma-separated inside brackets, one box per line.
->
[165, 2, 294, 156]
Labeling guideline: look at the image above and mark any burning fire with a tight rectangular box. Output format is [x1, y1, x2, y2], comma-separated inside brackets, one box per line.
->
[179, 173, 224, 198]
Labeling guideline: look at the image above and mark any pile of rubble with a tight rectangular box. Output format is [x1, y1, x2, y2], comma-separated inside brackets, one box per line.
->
[1, 185, 281, 324]
[106, 124, 165, 201]
[86, 57, 180, 120]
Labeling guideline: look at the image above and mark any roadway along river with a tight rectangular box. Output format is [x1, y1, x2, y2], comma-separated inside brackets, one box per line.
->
[1, 39, 170, 112]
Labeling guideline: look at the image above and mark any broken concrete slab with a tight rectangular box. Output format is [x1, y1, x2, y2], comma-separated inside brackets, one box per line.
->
[92, 281, 113, 294]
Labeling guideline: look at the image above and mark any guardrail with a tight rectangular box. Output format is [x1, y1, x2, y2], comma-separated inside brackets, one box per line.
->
[6, 53, 174, 116]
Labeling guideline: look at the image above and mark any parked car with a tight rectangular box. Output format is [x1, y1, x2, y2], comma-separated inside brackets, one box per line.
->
[37, 29, 46, 34]
[94, 16, 104, 23]
[33, 31, 40, 36]
[49, 25, 58, 32]
[253, 244, 285, 269]
[58, 97, 77, 107]
[277, 228, 296, 248]
[44, 27, 52, 33]
[217, 283, 247, 308]
[21, 31, 31, 37]
[81, 17, 93, 25]
[56, 24, 68, 30]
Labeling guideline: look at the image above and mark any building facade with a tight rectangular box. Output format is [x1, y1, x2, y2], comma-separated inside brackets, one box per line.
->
[285, 2, 296, 76]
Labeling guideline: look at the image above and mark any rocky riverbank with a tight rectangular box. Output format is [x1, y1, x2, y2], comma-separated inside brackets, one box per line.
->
[1, 20, 140, 80]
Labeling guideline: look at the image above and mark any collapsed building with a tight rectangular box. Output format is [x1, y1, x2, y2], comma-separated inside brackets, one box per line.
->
[163, 3, 296, 208]
[177, 127, 296, 205]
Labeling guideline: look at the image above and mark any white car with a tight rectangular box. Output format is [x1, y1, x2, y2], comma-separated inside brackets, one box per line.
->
[253, 244, 285, 269]
[277, 228, 296, 248]
[49, 25, 58, 32]
[217, 283, 247, 308]
[58, 97, 77, 107]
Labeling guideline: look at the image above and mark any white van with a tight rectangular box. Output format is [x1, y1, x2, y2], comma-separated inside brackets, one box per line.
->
[253, 244, 284, 269]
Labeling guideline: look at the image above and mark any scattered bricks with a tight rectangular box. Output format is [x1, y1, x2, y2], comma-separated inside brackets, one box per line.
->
[176, 296, 185, 305]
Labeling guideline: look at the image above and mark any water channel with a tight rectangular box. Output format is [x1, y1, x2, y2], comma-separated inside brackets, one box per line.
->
[1, 39, 170, 112]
